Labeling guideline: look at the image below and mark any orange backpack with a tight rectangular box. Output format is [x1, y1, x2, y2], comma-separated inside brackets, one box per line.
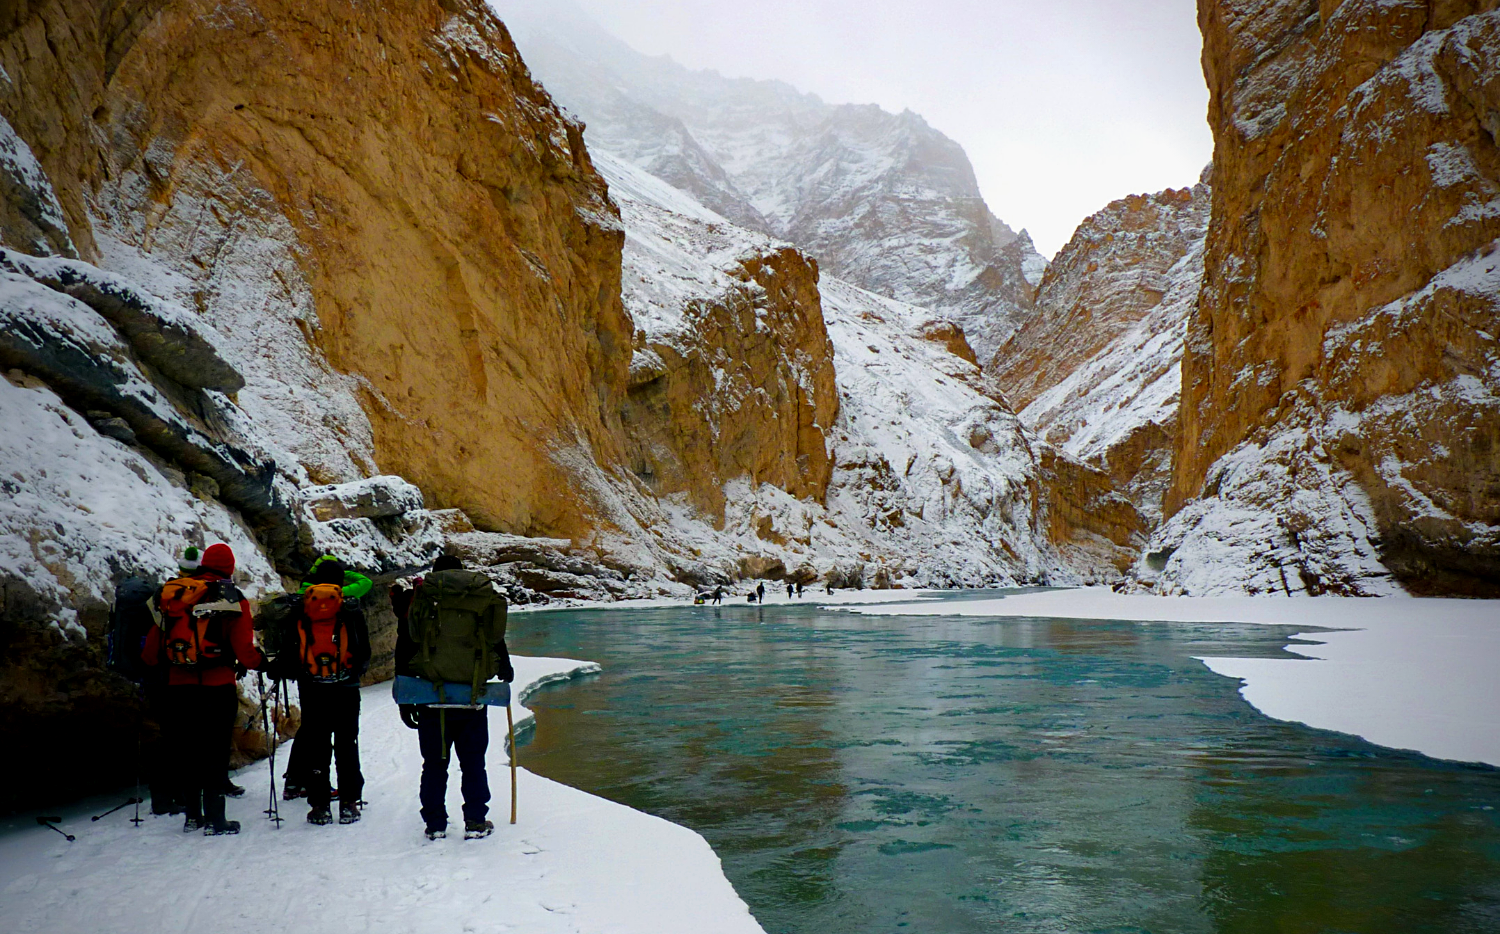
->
[298, 583, 352, 681]
[157, 577, 232, 668]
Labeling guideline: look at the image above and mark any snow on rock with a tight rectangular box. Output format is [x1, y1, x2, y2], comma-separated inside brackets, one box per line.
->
[1135, 414, 1405, 597]
[1003, 176, 1211, 525]
[303, 475, 427, 523]
[496, 0, 1045, 362]
[0, 268, 295, 555]
[579, 146, 1082, 587]
[0, 656, 768, 934]
[0, 371, 279, 623]
[1, 247, 243, 393]
[846, 588, 1500, 767]
[0, 112, 74, 258]
[1178, 2, 1500, 596]
[92, 200, 378, 491]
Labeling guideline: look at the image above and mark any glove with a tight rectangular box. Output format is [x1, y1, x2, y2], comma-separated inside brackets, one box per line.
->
[399, 705, 421, 730]
[497, 660, 515, 683]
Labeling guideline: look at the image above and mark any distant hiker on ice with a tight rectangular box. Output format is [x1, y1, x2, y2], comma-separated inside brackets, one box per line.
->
[786, 582, 794, 599]
[276, 555, 373, 803]
[139, 543, 264, 836]
[392, 555, 514, 841]
[712, 587, 724, 605]
[756, 581, 766, 603]
[266, 556, 371, 826]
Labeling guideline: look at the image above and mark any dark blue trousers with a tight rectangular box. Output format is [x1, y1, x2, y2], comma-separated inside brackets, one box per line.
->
[417, 706, 490, 829]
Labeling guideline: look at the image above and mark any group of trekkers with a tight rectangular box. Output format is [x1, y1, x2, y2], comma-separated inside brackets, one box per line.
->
[695, 579, 805, 605]
[109, 545, 512, 841]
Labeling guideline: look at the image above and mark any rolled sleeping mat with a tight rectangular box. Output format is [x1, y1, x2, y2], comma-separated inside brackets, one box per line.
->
[392, 675, 512, 707]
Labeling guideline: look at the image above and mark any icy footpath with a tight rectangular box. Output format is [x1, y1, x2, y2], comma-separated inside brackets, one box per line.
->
[848, 589, 1500, 768]
[0, 656, 767, 934]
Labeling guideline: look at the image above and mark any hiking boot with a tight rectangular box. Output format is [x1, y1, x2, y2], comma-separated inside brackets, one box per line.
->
[338, 802, 361, 825]
[425, 826, 447, 841]
[463, 820, 494, 840]
[282, 783, 307, 801]
[307, 807, 333, 826]
[182, 815, 203, 833]
[223, 781, 246, 799]
[203, 820, 240, 836]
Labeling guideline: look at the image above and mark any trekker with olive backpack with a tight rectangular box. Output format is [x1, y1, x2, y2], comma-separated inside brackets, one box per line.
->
[392, 555, 512, 841]
[271, 557, 371, 826]
[140, 543, 264, 836]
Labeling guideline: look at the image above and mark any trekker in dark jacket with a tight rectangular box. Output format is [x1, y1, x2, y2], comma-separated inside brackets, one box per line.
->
[279, 557, 371, 826]
[140, 543, 264, 835]
[392, 555, 513, 840]
[281, 554, 373, 803]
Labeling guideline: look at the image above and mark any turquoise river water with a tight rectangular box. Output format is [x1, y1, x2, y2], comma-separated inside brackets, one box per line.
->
[508, 593, 1500, 934]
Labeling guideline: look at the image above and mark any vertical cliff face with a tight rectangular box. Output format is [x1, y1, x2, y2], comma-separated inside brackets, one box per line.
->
[997, 176, 1210, 523]
[1155, 0, 1500, 594]
[1, 0, 634, 539]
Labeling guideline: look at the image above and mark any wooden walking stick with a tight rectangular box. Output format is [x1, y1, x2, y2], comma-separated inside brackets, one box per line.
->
[507, 701, 518, 824]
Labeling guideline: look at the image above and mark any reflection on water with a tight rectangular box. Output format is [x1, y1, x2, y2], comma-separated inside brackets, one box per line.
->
[510, 598, 1500, 933]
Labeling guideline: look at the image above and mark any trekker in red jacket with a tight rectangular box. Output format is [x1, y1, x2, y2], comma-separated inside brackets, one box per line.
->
[141, 543, 264, 836]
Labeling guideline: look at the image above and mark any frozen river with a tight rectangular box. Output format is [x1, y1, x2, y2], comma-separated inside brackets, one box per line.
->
[512, 592, 1500, 933]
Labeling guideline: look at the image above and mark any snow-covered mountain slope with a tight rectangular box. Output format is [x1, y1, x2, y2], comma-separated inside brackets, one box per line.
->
[1000, 176, 1211, 524]
[589, 148, 1136, 587]
[494, 0, 1046, 362]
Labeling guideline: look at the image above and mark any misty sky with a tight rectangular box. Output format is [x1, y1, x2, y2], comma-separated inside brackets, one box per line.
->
[567, 0, 1213, 257]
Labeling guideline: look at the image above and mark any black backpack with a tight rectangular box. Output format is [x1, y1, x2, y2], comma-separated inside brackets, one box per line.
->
[105, 576, 159, 684]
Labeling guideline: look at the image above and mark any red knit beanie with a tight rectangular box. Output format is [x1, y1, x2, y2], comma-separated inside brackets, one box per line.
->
[200, 542, 236, 577]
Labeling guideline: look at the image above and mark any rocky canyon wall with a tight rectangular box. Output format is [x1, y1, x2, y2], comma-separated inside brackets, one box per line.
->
[996, 176, 1210, 524]
[2, 0, 634, 540]
[1153, 0, 1500, 595]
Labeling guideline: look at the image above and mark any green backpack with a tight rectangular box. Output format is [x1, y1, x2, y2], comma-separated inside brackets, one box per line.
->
[408, 570, 507, 703]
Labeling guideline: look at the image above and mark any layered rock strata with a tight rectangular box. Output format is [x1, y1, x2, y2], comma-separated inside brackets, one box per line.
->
[1152, 0, 1500, 595]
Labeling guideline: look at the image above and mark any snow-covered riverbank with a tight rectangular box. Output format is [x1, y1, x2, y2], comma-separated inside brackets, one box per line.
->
[845, 588, 1500, 768]
[0, 656, 766, 934]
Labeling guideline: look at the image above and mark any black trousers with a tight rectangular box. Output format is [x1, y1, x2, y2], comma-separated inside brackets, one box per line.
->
[298, 681, 363, 810]
[417, 707, 490, 829]
[143, 680, 173, 813]
[163, 683, 238, 824]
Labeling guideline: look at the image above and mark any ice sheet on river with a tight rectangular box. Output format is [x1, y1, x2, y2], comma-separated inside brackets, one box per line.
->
[846, 589, 1500, 768]
[0, 656, 766, 934]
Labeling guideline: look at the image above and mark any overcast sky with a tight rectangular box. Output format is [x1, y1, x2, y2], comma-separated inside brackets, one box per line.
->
[566, 0, 1213, 257]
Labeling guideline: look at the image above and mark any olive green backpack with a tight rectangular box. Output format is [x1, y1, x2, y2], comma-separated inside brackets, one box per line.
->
[407, 570, 508, 703]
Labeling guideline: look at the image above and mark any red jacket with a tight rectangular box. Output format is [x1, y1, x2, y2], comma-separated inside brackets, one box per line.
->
[141, 573, 264, 686]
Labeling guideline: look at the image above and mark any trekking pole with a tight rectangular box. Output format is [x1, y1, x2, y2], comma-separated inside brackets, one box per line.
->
[36, 816, 74, 841]
[131, 729, 143, 826]
[91, 797, 142, 821]
[258, 672, 283, 827]
[507, 702, 517, 825]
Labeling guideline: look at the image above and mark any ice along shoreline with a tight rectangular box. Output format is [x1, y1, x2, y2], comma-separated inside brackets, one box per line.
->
[0, 655, 767, 934]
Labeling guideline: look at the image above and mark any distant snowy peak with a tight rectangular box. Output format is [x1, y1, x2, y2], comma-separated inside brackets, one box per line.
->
[495, 0, 1043, 362]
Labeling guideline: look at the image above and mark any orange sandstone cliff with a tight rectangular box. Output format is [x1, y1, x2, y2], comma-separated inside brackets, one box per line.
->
[2, 0, 633, 539]
[1150, 0, 1500, 594]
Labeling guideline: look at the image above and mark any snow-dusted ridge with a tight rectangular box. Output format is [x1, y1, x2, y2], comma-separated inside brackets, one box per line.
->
[846, 589, 1500, 768]
[0, 655, 766, 934]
